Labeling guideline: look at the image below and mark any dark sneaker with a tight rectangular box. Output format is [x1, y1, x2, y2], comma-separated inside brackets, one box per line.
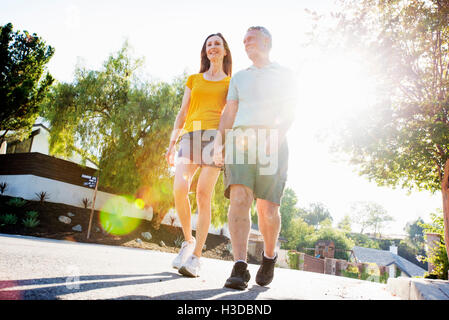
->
[224, 261, 251, 290]
[256, 252, 277, 286]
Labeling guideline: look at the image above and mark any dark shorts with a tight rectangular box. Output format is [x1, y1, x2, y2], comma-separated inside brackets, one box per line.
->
[177, 130, 220, 168]
[223, 127, 289, 205]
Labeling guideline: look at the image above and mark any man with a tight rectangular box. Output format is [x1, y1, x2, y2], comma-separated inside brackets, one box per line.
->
[214, 26, 297, 290]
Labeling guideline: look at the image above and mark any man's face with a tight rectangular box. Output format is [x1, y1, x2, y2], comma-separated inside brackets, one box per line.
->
[243, 29, 269, 60]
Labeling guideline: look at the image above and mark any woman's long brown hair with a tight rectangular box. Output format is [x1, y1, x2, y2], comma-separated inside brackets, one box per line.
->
[199, 33, 232, 76]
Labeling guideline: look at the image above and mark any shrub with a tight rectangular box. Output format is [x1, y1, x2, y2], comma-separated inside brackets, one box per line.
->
[341, 264, 359, 279]
[25, 211, 39, 219]
[22, 216, 40, 228]
[418, 211, 448, 280]
[287, 251, 300, 269]
[6, 197, 27, 208]
[0, 213, 18, 225]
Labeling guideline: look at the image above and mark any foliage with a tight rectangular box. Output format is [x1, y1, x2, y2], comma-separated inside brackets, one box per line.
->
[349, 201, 393, 236]
[405, 217, 425, 244]
[0, 213, 18, 225]
[6, 197, 27, 208]
[341, 264, 359, 279]
[287, 250, 300, 269]
[419, 211, 448, 280]
[398, 238, 427, 270]
[308, 0, 449, 263]
[347, 232, 381, 249]
[337, 215, 352, 233]
[0, 182, 7, 194]
[309, 0, 449, 193]
[279, 187, 301, 237]
[308, 227, 355, 260]
[35, 191, 49, 203]
[282, 217, 315, 250]
[22, 216, 39, 228]
[25, 211, 38, 219]
[0, 23, 54, 142]
[41, 42, 185, 226]
[299, 202, 332, 230]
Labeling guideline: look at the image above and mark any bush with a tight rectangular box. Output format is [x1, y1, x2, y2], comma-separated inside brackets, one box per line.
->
[0, 213, 18, 225]
[287, 251, 300, 269]
[6, 197, 27, 208]
[307, 227, 355, 260]
[418, 212, 448, 280]
[25, 211, 39, 219]
[22, 216, 40, 228]
[341, 264, 359, 279]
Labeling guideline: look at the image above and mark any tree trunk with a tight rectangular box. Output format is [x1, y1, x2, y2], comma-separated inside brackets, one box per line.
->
[441, 159, 449, 261]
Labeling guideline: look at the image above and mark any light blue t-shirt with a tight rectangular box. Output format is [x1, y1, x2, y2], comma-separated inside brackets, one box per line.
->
[227, 62, 297, 128]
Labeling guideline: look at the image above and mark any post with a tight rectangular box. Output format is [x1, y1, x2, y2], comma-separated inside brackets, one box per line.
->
[86, 176, 99, 240]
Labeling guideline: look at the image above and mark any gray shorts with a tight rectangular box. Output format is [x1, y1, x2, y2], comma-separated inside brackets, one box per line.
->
[177, 130, 220, 168]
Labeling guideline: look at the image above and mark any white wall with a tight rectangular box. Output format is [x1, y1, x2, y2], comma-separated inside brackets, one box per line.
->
[0, 174, 153, 221]
[30, 128, 98, 170]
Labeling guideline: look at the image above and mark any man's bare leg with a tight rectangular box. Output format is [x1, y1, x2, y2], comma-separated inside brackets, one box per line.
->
[228, 184, 254, 262]
[256, 199, 281, 258]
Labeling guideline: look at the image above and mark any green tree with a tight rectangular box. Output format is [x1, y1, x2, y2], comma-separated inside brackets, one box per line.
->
[283, 217, 315, 251]
[348, 232, 380, 249]
[308, 226, 355, 260]
[0, 22, 54, 142]
[419, 211, 448, 279]
[279, 187, 300, 237]
[337, 214, 352, 233]
[367, 204, 394, 238]
[41, 42, 184, 227]
[405, 217, 425, 245]
[300, 202, 333, 230]
[308, 0, 449, 259]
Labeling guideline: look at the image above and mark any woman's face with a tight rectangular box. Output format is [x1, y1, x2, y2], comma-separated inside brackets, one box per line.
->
[205, 35, 227, 62]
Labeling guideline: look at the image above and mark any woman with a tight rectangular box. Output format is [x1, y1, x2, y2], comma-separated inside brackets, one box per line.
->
[165, 33, 232, 277]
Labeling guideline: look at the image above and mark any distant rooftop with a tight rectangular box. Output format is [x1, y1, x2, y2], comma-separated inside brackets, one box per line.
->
[352, 246, 426, 277]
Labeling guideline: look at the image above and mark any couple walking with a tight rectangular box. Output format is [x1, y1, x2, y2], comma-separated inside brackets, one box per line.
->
[165, 26, 297, 290]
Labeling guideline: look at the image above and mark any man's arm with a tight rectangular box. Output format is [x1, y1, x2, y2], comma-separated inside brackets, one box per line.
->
[213, 99, 238, 166]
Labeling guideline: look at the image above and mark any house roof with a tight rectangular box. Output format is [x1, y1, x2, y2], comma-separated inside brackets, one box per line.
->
[352, 246, 426, 277]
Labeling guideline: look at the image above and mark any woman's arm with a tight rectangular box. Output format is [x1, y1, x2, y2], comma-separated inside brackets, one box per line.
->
[166, 87, 191, 166]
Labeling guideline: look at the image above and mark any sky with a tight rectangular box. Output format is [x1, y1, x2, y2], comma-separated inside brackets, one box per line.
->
[1, 0, 442, 235]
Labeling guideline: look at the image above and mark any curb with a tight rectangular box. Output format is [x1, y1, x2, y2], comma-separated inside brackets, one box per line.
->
[387, 277, 449, 300]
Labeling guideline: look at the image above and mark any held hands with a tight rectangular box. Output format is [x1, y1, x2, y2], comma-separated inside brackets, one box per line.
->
[213, 140, 224, 167]
[165, 145, 175, 167]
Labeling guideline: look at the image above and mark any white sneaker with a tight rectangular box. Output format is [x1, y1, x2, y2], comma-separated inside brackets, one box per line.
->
[179, 254, 201, 277]
[172, 238, 196, 269]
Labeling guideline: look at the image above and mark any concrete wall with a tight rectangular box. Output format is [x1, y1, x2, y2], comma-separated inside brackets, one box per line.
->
[0, 174, 153, 221]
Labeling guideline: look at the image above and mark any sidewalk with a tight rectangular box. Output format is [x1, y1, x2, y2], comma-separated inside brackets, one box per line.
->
[0, 233, 447, 300]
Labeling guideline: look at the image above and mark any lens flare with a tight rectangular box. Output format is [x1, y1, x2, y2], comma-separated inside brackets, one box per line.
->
[99, 195, 142, 236]
[135, 198, 145, 210]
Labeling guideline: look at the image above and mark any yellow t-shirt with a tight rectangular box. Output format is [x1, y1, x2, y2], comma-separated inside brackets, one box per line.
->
[182, 73, 230, 134]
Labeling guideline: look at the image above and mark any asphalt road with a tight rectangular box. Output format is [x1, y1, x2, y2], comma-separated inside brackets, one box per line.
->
[0, 233, 398, 300]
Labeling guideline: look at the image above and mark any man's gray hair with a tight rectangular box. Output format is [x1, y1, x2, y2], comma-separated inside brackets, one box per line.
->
[247, 26, 272, 48]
